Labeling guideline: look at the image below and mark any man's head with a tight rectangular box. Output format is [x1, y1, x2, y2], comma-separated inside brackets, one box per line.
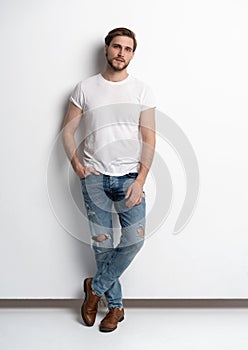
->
[104, 27, 137, 72]
[105, 28, 137, 52]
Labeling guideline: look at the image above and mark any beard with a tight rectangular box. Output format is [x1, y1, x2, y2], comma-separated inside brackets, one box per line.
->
[105, 53, 129, 72]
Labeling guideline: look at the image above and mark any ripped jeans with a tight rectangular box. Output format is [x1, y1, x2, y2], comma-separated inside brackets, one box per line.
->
[80, 172, 145, 309]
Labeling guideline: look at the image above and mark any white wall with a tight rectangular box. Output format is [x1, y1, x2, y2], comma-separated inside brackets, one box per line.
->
[1, 0, 248, 298]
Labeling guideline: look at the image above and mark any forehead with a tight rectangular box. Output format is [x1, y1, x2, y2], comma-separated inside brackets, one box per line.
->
[110, 35, 134, 49]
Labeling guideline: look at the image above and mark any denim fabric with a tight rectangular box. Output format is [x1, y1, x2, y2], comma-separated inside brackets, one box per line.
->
[80, 172, 145, 308]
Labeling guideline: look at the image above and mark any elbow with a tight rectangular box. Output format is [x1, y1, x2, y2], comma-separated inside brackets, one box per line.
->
[62, 128, 74, 145]
[142, 134, 156, 149]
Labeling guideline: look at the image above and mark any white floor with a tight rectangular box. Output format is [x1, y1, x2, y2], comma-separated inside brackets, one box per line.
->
[1, 302, 248, 350]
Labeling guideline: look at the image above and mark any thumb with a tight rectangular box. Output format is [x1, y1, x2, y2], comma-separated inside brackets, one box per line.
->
[125, 186, 131, 199]
[90, 167, 100, 175]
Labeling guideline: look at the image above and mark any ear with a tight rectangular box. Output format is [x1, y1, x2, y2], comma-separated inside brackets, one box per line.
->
[104, 44, 108, 55]
[128, 51, 135, 62]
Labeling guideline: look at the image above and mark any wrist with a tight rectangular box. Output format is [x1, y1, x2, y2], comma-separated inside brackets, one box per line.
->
[136, 176, 146, 187]
[71, 157, 80, 168]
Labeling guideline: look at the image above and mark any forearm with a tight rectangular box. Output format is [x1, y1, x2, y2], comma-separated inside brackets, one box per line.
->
[62, 131, 80, 169]
[126, 137, 155, 207]
[136, 137, 156, 187]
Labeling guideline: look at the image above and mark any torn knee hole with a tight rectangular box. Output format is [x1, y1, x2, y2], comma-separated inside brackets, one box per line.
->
[92, 234, 108, 242]
[137, 227, 145, 237]
[87, 210, 95, 216]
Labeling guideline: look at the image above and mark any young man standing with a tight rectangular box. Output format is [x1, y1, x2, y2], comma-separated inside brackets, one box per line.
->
[62, 28, 156, 332]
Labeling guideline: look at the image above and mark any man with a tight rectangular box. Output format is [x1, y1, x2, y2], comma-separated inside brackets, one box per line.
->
[62, 28, 156, 332]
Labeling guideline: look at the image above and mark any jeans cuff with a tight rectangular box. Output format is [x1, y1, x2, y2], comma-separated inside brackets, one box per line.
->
[108, 303, 123, 309]
[91, 280, 104, 297]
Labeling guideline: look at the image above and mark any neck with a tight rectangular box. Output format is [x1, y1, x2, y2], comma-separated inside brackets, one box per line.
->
[101, 65, 128, 82]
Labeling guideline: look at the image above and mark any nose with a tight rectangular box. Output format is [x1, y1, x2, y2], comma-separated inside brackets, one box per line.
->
[118, 47, 124, 56]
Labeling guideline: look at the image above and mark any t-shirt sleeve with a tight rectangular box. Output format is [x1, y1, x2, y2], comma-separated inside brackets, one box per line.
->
[69, 82, 85, 110]
[141, 84, 156, 111]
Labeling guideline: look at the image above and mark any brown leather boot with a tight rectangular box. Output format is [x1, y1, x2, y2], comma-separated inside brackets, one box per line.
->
[99, 307, 125, 332]
[81, 278, 101, 326]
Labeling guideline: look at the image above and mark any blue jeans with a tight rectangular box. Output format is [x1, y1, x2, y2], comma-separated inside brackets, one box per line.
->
[80, 172, 146, 309]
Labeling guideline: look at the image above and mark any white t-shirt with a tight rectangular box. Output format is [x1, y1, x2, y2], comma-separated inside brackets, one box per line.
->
[69, 73, 156, 176]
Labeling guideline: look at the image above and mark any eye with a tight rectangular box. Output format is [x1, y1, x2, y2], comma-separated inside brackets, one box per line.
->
[126, 47, 133, 52]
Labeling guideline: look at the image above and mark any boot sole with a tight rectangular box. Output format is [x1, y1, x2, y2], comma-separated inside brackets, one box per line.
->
[99, 316, 125, 332]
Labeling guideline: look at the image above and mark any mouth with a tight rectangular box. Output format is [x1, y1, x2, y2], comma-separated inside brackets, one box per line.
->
[114, 58, 125, 63]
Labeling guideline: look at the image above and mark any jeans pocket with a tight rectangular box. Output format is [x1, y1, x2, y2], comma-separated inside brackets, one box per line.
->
[80, 173, 93, 181]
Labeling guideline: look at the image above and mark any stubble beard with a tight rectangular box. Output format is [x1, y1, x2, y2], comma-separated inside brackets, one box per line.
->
[105, 53, 129, 72]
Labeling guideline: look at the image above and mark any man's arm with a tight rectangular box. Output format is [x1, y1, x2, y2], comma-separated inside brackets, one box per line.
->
[125, 108, 156, 207]
[62, 101, 99, 179]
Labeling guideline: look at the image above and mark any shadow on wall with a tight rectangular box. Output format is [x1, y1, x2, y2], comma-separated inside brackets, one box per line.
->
[59, 43, 105, 132]
[49, 43, 106, 298]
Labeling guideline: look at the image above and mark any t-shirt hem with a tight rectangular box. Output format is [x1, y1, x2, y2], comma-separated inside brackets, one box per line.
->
[85, 164, 140, 177]
[99, 171, 139, 176]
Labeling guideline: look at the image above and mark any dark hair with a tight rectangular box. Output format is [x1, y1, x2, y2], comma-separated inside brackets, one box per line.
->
[105, 27, 137, 52]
